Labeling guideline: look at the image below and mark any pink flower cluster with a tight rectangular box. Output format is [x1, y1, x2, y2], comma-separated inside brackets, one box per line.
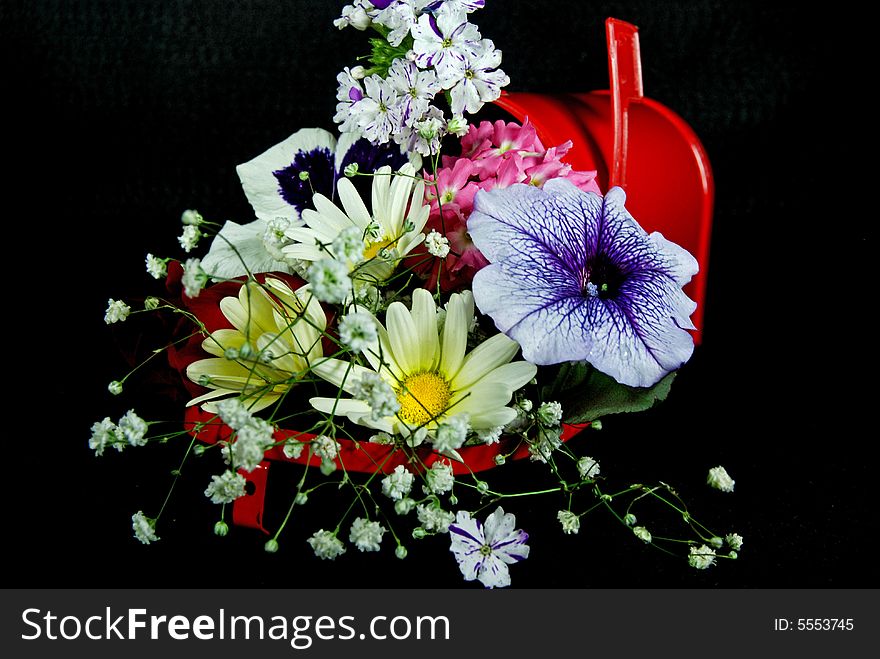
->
[416, 118, 602, 291]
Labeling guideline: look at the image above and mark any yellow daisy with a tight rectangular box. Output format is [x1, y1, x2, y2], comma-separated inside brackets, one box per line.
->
[282, 163, 429, 285]
[309, 288, 536, 439]
[187, 277, 326, 413]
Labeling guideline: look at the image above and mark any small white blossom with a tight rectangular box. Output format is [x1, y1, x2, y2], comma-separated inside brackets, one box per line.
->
[283, 438, 305, 460]
[338, 311, 378, 352]
[353, 372, 401, 421]
[333, 2, 372, 31]
[446, 115, 469, 137]
[726, 533, 744, 551]
[577, 456, 601, 479]
[262, 217, 294, 261]
[529, 426, 561, 463]
[395, 545, 408, 559]
[476, 425, 503, 445]
[518, 398, 533, 413]
[416, 504, 455, 533]
[131, 511, 159, 545]
[144, 296, 160, 310]
[373, 1, 419, 46]
[349, 517, 386, 552]
[356, 75, 401, 145]
[89, 417, 121, 456]
[423, 460, 455, 495]
[688, 544, 717, 570]
[394, 497, 416, 515]
[382, 465, 415, 501]
[343, 162, 360, 178]
[104, 299, 131, 324]
[369, 432, 394, 445]
[557, 510, 580, 535]
[178, 224, 202, 253]
[118, 410, 148, 447]
[307, 529, 347, 560]
[633, 526, 652, 543]
[425, 229, 450, 257]
[332, 225, 366, 264]
[230, 421, 275, 472]
[181, 209, 204, 225]
[707, 465, 735, 492]
[411, 10, 481, 87]
[449, 39, 509, 115]
[181, 258, 207, 298]
[214, 521, 229, 537]
[145, 253, 167, 279]
[624, 513, 637, 527]
[107, 380, 123, 395]
[312, 435, 340, 462]
[215, 398, 253, 431]
[308, 258, 352, 304]
[433, 413, 469, 453]
[537, 401, 563, 427]
[204, 471, 247, 504]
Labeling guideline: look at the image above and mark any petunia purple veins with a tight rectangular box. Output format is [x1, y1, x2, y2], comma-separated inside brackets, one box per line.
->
[468, 179, 699, 388]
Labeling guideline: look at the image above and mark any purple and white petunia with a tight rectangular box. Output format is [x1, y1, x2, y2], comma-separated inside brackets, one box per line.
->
[468, 179, 699, 388]
[449, 38, 509, 115]
[448, 507, 529, 588]
[411, 10, 481, 87]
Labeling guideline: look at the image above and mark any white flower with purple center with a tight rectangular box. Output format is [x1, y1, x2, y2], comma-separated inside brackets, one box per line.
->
[411, 10, 481, 87]
[386, 58, 441, 128]
[449, 39, 509, 115]
[449, 507, 529, 588]
[468, 179, 699, 387]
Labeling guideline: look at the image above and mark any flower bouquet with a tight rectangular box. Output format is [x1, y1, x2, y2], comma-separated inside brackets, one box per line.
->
[92, 0, 740, 588]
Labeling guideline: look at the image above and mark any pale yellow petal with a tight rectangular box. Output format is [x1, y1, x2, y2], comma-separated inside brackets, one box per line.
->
[200, 329, 246, 357]
[385, 300, 419, 376]
[440, 292, 468, 380]
[411, 288, 439, 372]
[311, 357, 377, 395]
[450, 333, 519, 392]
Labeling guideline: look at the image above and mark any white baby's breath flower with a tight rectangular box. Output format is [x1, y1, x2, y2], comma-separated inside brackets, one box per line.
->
[529, 426, 562, 463]
[104, 299, 131, 324]
[215, 398, 254, 431]
[395, 497, 416, 515]
[144, 296, 160, 310]
[118, 410, 148, 447]
[416, 504, 455, 534]
[89, 417, 121, 456]
[178, 224, 202, 253]
[382, 465, 415, 501]
[537, 401, 563, 427]
[446, 115, 469, 137]
[333, 225, 366, 265]
[308, 258, 353, 304]
[423, 460, 455, 495]
[181, 209, 204, 226]
[145, 253, 167, 279]
[353, 372, 401, 421]
[181, 258, 207, 298]
[726, 533, 744, 551]
[283, 438, 305, 460]
[577, 456, 601, 479]
[307, 529, 347, 560]
[312, 435, 340, 462]
[707, 465, 735, 492]
[633, 526, 652, 543]
[476, 425, 503, 445]
[433, 413, 469, 453]
[338, 311, 378, 352]
[204, 471, 247, 504]
[425, 229, 450, 257]
[230, 421, 275, 472]
[557, 510, 580, 535]
[369, 432, 394, 445]
[262, 217, 295, 261]
[349, 517, 386, 552]
[107, 380, 123, 395]
[688, 544, 717, 569]
[131, 511, 159, 545]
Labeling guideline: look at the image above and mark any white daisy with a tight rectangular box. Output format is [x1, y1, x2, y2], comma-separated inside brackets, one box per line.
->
[186, 277, 326, 413]
[283, 163, 429, 286]
[309, 288, 536, 445]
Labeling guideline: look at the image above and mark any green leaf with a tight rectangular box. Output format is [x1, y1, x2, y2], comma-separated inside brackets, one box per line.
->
[555, 363, 676, 424]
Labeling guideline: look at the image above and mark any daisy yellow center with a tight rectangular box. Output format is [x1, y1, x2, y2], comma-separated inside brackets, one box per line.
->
[396, 372, 451, 425]
[364, 236, 394, 261]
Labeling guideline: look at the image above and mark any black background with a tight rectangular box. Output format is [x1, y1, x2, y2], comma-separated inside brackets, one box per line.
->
[5, 1, 873, 588]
